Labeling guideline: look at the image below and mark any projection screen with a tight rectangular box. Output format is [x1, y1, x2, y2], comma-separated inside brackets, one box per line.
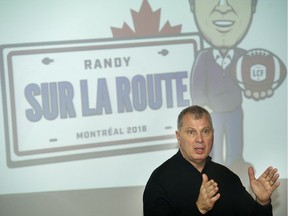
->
[0, 0, 287, 215]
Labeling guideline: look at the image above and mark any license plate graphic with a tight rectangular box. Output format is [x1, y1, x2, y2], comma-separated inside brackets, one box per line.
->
[1, 34, 201, 167]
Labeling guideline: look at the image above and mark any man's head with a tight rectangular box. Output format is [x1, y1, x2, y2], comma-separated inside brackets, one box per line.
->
[176, 105, 214, 170]
[188, 0, 257, 51]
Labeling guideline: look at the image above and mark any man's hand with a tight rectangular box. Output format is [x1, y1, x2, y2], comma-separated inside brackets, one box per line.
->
[248, 166, 280, 205]
[196, 174, 220, 214]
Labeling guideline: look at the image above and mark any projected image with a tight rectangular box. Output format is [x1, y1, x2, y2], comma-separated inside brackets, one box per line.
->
[0, 2, 286, 215]
[1, 35, 201, 168]
[188, 0, 286, 168]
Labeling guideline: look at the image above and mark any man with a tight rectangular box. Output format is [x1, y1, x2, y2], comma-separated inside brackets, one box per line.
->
[143, 105, 280, 215]
[189, 0, 257, 165]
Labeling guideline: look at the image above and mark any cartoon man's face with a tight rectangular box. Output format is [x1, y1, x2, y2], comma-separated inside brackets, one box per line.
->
[189, 0, 257, 50]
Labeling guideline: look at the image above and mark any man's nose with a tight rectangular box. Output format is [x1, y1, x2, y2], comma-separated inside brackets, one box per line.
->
[215, 0, 232, 13]
[195, 133, 204, 143]
[218, 0, 228, 6]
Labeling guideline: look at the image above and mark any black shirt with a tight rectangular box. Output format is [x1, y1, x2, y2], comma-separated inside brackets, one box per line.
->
[143, 150, 272, 216]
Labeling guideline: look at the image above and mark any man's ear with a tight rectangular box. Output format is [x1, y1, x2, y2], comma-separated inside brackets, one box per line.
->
[175, 130, 180, 143]
[188, 0, 195, 13]
[252, 0, 257, 13]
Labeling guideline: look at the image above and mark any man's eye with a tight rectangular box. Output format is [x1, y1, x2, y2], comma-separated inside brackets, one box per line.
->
[202, 129, 211, 135]
[187, 130, 196, 135]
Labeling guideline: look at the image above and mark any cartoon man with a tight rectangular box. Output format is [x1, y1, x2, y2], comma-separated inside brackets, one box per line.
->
[188, 0, 258, 166]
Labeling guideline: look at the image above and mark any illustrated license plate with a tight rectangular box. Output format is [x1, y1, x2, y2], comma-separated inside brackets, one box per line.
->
[1, 34, 201, 167]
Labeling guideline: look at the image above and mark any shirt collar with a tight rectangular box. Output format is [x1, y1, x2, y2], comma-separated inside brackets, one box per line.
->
[213, 49, 234, 69]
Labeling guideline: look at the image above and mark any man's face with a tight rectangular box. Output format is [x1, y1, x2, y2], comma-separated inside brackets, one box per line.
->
[176, 113, 214, 169]
[192, 0, 255, 49]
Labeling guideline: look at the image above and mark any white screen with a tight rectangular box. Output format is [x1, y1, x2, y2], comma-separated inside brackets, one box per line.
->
[0, 0, 287, 215]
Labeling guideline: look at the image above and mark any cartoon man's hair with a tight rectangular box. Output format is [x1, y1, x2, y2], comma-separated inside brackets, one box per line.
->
[188, 0, 257, 13]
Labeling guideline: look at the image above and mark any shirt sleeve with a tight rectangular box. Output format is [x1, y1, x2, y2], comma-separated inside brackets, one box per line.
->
[190, 50, 209, 107]
[143, 181, 205, 216]
[232, 175, 273, 216]
[143, 181, 175, 216]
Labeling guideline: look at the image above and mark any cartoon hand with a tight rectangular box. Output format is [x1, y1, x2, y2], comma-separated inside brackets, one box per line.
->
[244, 88, 274, 100]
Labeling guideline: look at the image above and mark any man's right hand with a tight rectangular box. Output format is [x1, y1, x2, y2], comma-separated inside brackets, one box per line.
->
[196, 174, 220, 214]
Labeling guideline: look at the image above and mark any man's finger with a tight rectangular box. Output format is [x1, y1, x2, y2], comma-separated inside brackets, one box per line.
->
[261, 166, 273, 179]
[248, 167, 256, 182]
[211, 193, 221, 203]
[202, 174, 209, 183]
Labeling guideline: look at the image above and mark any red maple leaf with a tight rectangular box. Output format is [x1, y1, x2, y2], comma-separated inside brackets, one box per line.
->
[111, 0, 182, 38]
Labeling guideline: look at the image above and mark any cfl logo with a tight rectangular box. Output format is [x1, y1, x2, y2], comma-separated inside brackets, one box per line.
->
[250, 64, 266, 82]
